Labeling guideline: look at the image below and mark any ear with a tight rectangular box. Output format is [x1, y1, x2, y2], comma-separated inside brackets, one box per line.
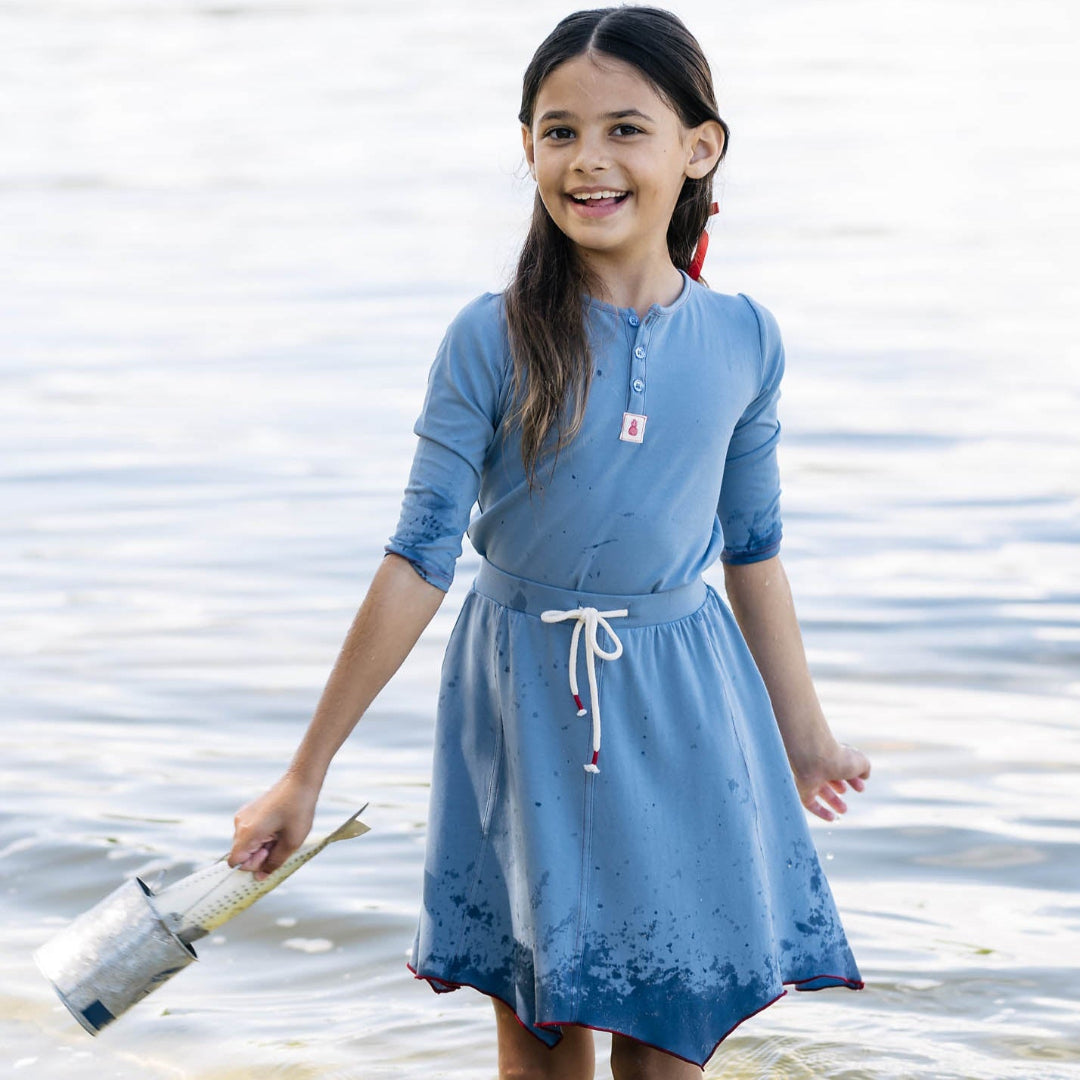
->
[685, 119, 725, 180]
[522, 123, 536, 178]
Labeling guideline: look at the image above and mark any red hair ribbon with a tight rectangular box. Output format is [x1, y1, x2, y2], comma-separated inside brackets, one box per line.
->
[687, 201, 720, 281]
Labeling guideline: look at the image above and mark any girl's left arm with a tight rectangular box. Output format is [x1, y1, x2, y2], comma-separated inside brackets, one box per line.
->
[723, 555, 871, 821]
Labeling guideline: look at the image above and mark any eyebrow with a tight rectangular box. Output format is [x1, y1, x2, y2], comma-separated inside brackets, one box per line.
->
[537, 108, 656, 124]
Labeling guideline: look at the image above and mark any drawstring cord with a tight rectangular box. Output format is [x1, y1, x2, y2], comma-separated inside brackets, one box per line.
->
[540, 605, 628, 773]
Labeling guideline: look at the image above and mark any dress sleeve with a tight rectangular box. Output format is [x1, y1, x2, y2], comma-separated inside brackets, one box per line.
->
[384, 294, 511, 591]
[716, 294, 786, 565]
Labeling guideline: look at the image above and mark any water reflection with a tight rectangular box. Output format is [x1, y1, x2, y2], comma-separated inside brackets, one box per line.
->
[2, 1, 1078, 1078]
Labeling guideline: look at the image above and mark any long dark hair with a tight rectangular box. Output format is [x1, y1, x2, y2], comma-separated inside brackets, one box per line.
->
[505, 6, 730, 488]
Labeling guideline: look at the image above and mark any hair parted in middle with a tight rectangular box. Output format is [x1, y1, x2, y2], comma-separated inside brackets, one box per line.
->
[504, 6, 730, 490]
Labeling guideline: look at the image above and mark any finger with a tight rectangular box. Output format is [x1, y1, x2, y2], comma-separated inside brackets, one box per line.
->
[849, 775, 866, 793]
[234, 834, 280, 870]
[821, 787, 848, 815]
[830, 779, 848, 794]
[228, 836, 272, 869]
[256, 834, 301, 879]
[242, 845, 274, 873]
[235, 854, 267, 875]
[255, 853, 287, 881]
[228, 843, 258, 869]
[804, 797, 835, 823]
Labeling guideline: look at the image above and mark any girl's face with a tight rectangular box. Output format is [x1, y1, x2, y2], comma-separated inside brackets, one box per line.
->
[522, 53, 723, 272]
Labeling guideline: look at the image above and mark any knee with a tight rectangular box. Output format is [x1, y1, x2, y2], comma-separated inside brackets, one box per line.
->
[499, 1066, 557, 1080]
[493, 995, 595, 1080]
[610, 1037, 703, 1080]
[499, 1042, 594, 1080]
[499, 1049, 595, 1080]
[609, 1044, 649, 1080]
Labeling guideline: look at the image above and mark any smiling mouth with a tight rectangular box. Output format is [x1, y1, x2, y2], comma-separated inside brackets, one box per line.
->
[568, 190, 630, 205]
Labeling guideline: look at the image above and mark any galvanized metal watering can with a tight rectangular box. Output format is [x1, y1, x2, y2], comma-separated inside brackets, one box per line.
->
[35, 807, 370, 1034]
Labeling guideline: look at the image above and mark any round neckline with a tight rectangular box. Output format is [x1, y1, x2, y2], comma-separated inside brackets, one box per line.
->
[583, 269, 695, 319]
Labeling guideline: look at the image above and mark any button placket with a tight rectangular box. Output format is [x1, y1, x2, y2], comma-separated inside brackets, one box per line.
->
[627, 317, 651, 417]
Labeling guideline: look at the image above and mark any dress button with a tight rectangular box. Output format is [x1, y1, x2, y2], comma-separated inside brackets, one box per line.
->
[628, 314, 640, 327]
[634, 346, 646, 359]
[632, 378, 645, 393]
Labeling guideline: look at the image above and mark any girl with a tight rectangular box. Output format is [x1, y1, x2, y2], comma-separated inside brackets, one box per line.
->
[229, 7, 871, 1077]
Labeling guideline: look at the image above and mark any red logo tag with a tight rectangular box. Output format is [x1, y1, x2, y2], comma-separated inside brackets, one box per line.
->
[619, 412, 647, 443]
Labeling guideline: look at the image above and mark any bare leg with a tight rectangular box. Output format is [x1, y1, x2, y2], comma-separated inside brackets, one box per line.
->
[610, 1034, 704, 1080]
[492, 998, 596, 1080]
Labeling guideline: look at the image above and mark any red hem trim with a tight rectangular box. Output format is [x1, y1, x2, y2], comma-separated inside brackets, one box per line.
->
[406, 961, 863, 1067]
[407, 962, 547, 1042]
[788, 972, 865, 991]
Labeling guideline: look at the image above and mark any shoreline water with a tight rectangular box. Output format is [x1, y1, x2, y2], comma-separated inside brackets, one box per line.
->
[3, 1, 1079, 1077]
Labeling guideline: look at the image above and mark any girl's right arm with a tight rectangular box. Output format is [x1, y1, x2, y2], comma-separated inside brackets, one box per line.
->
[231, 296, 507, 875]
[227, 552, 445, 878]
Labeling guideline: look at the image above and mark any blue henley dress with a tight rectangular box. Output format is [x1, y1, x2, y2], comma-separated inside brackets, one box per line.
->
[386, 270, 863, 1066]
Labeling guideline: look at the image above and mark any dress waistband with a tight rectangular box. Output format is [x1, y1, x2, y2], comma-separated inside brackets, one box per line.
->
[473, 560, 707, 627]
[473, 560, 708, 776]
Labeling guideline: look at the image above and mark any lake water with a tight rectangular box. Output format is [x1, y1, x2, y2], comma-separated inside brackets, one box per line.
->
[2, 1, 1079, 1077]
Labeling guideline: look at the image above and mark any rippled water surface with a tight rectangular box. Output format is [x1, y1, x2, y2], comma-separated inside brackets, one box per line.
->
[3, 1, 1079, 1077]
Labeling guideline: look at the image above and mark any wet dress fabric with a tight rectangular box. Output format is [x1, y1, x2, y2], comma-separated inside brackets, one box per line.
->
[386, 271, 863, 1066]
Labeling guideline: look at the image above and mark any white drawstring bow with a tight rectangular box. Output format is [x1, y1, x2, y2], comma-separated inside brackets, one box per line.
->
[540, 605, 629, 773]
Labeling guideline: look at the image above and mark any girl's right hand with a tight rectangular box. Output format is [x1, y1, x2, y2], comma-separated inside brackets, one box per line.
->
[228, 772, 320, 880]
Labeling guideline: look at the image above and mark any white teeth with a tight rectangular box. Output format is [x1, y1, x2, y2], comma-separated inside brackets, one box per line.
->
[570, 190, 627, 201]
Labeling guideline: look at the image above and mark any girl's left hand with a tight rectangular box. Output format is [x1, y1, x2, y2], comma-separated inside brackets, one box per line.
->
[792, 741, 871, 822]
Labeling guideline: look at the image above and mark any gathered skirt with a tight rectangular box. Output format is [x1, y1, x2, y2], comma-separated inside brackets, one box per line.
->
[408, 559, 862, 1067]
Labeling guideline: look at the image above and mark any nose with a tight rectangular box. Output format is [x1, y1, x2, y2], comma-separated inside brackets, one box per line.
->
[569, 130, 609, 174]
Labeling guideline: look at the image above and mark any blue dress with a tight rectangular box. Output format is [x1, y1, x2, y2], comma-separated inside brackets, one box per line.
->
[386, 271, 863, 1066]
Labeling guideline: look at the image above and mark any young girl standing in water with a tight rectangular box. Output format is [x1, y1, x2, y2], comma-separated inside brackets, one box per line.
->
[229, 7, 871, 1076]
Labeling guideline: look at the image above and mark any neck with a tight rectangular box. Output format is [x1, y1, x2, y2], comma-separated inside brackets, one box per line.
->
[578, 249, 685, 317]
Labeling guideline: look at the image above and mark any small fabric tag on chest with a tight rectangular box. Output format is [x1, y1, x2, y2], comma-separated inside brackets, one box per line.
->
[619, 412, 647, 444]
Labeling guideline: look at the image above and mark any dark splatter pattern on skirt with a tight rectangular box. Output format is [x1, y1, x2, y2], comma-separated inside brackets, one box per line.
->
[410, 584, 863, 1066]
